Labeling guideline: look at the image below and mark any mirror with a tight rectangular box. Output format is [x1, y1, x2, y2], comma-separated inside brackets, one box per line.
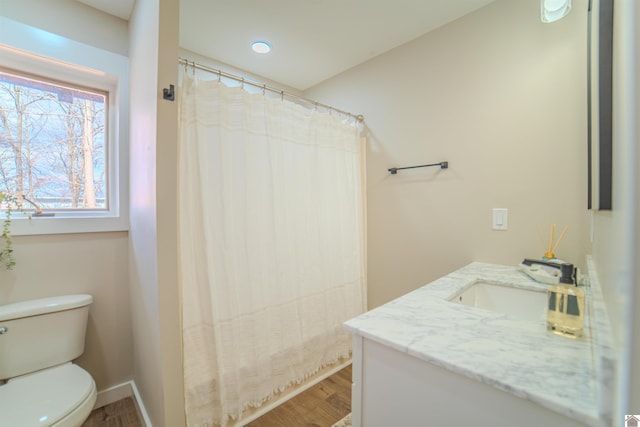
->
[588, 0, 613, 210]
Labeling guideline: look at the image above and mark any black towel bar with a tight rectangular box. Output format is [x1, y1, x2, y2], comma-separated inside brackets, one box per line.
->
[388, 161, 448, 175]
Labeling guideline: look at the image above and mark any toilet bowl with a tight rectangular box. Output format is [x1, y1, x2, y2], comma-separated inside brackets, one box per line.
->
[0, 295, 96, 427]
[0, 363, 97, 427]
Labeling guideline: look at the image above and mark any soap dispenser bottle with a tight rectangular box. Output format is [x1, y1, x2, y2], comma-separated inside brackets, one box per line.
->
[546, 276, 585, 338]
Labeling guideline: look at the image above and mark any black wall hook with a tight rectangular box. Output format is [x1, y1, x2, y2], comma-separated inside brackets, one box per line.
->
[163, 84, 175, 101]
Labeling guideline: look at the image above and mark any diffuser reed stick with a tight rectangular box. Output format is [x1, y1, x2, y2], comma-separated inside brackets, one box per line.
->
[546, 224, 556, 258]
[543, 224, 568, 260]
[552, 226, 569, 254]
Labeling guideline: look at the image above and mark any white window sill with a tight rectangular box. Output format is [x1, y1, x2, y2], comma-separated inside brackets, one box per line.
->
[8, 215, 129, 236]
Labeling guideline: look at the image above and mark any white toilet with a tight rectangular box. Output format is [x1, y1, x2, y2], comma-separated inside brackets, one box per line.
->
[0, 294, 97, 427]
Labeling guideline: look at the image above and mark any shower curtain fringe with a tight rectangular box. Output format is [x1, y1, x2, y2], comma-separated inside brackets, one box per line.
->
[179, 58, 364, 123]
[228, 353, 352, 425]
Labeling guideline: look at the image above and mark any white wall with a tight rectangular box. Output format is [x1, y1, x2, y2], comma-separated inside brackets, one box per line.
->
[590, 0, 639, 420]
[632, 0, 640, 410]
[305, 0, 590, 308]
[156, 0, 184, 425]
[128, 0, 163, 419]
[0, 0, 129, 56]
[129, 0, 183, 425]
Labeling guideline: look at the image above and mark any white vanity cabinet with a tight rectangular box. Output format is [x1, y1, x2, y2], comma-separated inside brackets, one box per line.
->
[345, 262, 609, 427]
[350, 335, 587, 427]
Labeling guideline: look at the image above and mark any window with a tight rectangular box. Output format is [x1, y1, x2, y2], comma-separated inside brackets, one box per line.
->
[0, 17, 129, 235]
[0, 69, 108, 212]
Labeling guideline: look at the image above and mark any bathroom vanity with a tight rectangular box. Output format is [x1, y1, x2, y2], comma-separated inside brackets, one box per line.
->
[344, 260, 613, 427]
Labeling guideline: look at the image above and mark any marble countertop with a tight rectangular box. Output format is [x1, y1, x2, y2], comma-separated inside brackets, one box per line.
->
[344, 262, 606, 427]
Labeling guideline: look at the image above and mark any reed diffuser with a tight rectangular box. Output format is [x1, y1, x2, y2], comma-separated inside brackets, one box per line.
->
[539, 224, 585, 338]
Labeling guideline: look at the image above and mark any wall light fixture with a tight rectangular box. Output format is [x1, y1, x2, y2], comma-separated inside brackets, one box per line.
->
[541, 0, 572, 23]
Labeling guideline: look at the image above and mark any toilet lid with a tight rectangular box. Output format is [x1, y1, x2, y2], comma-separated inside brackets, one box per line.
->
[0, 363, 95, 427]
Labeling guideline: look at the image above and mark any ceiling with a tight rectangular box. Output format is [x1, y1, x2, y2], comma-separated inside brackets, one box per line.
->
[76, 0, 135, 21]
[78, 0, 497, 91]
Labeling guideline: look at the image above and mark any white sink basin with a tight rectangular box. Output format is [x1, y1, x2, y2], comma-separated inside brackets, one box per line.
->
[448, 280, 547, 322]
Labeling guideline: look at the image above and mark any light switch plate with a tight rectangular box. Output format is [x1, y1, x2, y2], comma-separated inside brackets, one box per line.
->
[492, 208, 508, 230]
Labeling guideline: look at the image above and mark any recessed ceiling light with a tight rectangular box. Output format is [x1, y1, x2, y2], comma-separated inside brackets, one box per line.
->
[251, 41, 272, 54]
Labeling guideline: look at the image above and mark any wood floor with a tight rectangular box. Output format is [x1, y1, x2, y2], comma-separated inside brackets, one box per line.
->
[246, 364, 352, 427]
[82, 397, 142, 427]
[80, 364, 351, 427]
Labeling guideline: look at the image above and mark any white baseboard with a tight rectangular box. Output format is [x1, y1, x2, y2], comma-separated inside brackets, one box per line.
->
[94, 382, 132, 409]
[94, 381, 153, 427]
[130, 381, 153, 427]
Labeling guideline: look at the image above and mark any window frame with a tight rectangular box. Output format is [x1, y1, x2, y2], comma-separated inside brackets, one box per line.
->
[0, 18, 129, 235]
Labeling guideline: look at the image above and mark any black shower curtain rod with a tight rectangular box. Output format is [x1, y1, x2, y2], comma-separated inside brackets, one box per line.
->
[179, 58, 364, 123]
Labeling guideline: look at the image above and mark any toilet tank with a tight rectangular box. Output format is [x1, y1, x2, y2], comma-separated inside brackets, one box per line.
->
[0, 294, 92, 381]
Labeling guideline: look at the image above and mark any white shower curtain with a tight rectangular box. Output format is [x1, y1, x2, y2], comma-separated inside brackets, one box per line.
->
[179, 74, 366, 426]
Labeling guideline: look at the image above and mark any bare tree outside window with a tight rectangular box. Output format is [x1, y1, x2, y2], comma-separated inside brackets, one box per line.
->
[0, 69, 107, 212]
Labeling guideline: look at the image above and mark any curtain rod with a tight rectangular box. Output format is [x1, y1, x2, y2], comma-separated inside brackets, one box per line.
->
[179, 58, 364, 123]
